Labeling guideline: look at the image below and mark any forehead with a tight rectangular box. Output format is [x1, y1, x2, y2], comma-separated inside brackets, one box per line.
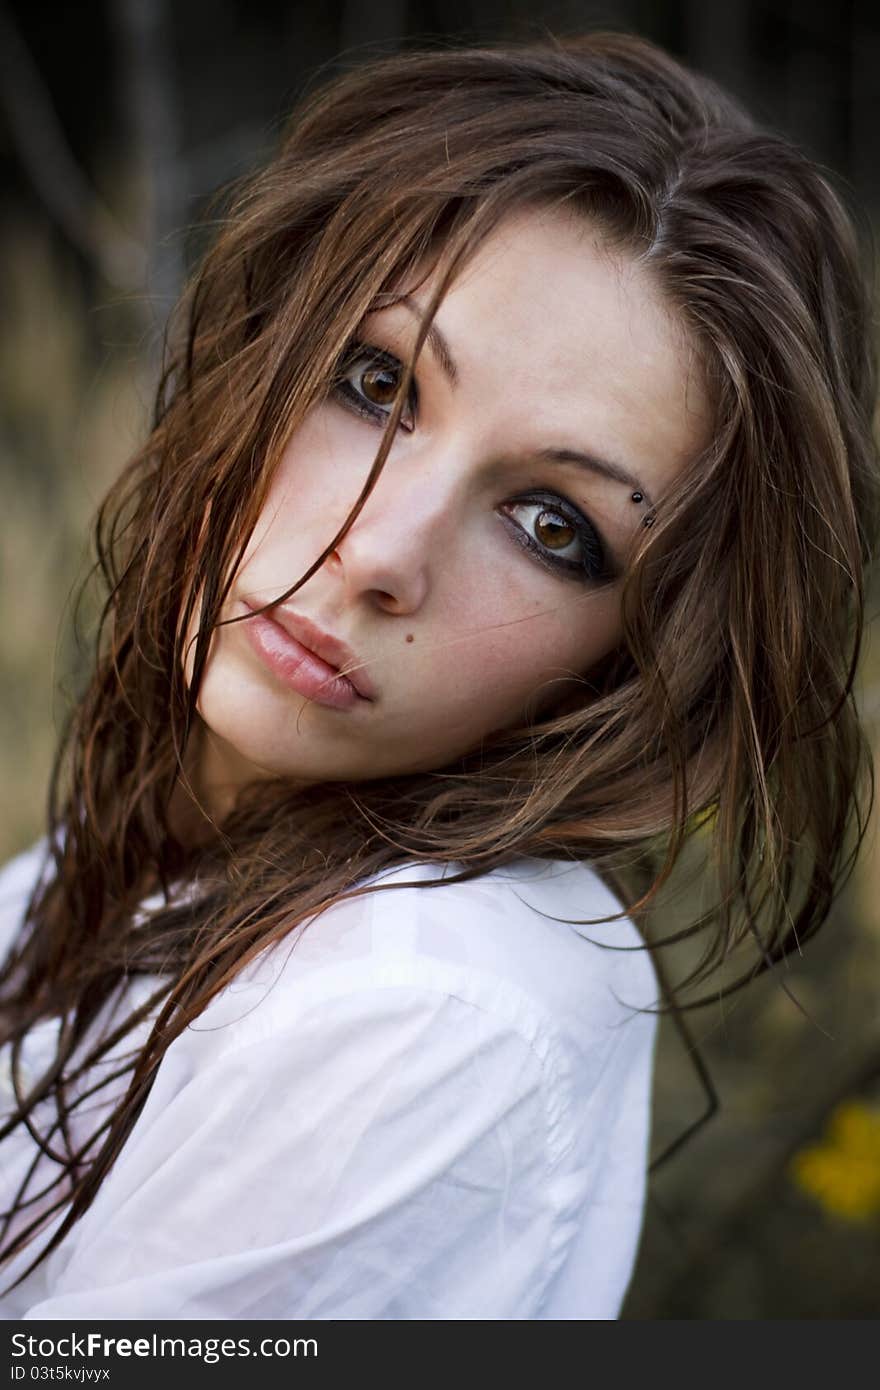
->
[403, 205, 712, 499]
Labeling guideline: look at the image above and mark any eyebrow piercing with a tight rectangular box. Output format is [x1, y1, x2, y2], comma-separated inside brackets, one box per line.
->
[630, 490, 655, 525]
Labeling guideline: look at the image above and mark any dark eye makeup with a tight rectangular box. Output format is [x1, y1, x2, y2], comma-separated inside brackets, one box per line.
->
[333, 341, 419, 433]
[330, 338, 617, 586]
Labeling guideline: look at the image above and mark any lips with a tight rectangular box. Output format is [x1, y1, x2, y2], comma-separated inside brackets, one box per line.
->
[242, 601, 377, 702]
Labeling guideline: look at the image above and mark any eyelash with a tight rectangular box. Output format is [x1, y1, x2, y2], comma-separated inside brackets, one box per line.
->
[333, 340, 419, 433]
[330, 339, 613, 585]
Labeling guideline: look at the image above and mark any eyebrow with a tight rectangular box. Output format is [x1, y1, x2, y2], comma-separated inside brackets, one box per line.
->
[395, 293, 653, 507]
[397, 294, 460, 389]
[530, 448, 653, 506]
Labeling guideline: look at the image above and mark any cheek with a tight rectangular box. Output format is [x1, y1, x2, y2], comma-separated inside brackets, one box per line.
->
[415, 587, 623, 723]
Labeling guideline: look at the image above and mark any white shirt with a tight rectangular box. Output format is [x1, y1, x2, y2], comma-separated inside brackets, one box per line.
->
[0, 838, 658, 1320]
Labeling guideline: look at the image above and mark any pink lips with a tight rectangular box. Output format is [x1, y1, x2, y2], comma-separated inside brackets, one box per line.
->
[241, 602, 376, 710]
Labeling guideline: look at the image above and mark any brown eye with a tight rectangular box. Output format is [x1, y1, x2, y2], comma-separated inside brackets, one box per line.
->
[360, 363, 401, 407]
[333, 344, 417, 431]
[535, 510, 576, 550]
[503, 495, 607, 583]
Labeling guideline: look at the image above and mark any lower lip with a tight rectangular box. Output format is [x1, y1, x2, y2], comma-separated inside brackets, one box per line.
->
[241, 607, 366, 711]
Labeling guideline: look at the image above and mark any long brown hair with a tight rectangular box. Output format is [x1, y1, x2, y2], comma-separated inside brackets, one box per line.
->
[2, 30, 878, 1281]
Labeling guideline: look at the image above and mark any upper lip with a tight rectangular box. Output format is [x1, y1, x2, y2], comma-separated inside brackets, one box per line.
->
[248, 601, 377, 701]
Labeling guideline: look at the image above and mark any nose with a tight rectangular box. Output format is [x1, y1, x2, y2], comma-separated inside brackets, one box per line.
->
[327, 455, 460, 615]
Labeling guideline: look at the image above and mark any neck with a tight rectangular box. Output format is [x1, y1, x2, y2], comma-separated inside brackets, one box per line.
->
[166, 722, 244, 847]
[166, 720, 311, 849]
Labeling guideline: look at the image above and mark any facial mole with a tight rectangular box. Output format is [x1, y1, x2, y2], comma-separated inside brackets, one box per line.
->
[405, 633, 415, 643]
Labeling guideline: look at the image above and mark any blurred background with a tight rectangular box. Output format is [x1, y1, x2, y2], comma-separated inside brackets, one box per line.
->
[1, 0, 879, 1319]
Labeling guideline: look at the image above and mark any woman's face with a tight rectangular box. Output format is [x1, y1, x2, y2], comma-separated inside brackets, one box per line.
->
[187, 206, 711, 812]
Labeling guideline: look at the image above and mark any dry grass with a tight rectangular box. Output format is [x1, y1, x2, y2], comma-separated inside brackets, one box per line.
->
[0, 216, 152, 862]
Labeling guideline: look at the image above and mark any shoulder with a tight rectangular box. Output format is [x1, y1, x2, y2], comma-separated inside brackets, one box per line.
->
[193, 855, 659, 1102]
[359, 856, 661, 1089]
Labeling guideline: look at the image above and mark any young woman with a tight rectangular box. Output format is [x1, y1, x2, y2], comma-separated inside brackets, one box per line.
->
[1, 31, 877, 1320]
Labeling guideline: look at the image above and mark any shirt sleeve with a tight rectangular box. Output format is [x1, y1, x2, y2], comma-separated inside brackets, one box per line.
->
[0, 839, 49, 966]
[22, 970, 574, 1320]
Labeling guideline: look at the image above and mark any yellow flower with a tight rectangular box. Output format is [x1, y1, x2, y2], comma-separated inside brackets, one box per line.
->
[789, 1101, 880, 1223]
